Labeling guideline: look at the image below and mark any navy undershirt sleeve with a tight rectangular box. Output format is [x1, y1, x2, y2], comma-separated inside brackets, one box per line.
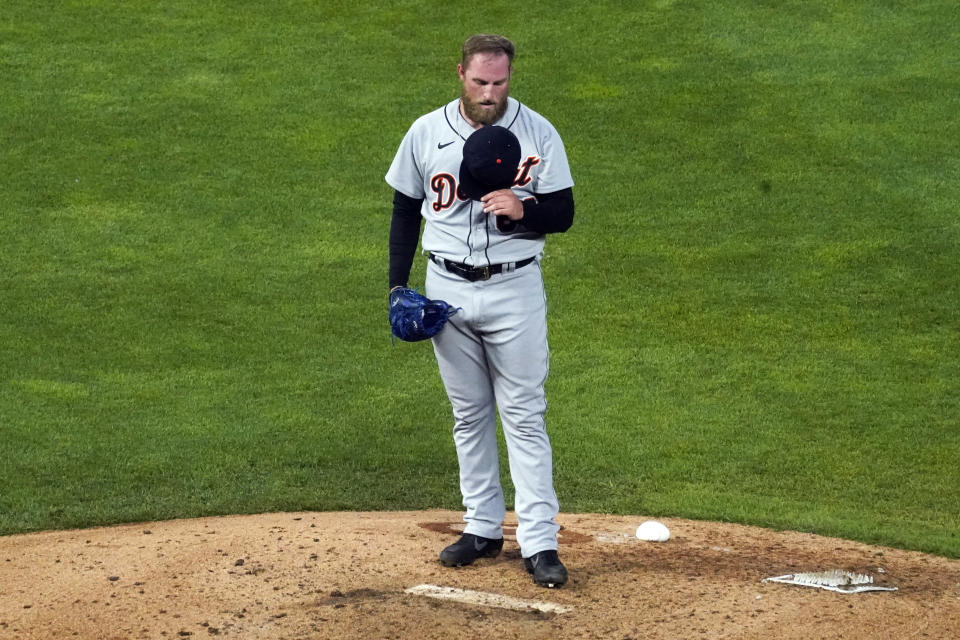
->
[520, 188, 574, 234]
[389, 190, 423, 289]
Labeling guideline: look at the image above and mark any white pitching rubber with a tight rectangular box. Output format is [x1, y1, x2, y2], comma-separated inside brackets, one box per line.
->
[405, 584, 572, 613]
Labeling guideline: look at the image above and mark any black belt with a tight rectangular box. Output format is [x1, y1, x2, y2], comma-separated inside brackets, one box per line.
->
[429, 253, 536, 282]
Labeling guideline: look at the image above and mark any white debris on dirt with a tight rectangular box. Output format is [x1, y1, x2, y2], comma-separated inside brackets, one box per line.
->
[763, 570, 898, 593]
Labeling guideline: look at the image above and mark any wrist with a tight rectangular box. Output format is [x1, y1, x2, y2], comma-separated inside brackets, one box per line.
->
[521, 196, 538, 220]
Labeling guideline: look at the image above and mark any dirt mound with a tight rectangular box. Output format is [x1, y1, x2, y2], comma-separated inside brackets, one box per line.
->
[2, 510, 958, 639]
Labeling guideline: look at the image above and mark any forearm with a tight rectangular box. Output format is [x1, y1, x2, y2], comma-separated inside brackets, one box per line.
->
[389, 190, 424, 289]
[520, 187, 574, 234]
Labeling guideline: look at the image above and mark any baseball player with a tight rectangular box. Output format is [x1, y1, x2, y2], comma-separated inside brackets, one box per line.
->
[385, 34, 575, 588]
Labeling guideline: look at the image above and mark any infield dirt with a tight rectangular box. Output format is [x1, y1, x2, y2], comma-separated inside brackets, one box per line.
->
[2, 510, 958, 639]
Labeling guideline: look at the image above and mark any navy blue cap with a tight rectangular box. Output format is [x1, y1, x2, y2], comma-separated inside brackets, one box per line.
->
[459, 126, 521, 201]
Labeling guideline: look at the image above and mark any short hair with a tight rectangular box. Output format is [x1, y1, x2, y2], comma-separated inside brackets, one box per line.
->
[461, 34, 515, 69]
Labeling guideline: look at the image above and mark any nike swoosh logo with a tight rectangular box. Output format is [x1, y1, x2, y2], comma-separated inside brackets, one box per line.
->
[438, 141, 456, 149]
[473, 539, 488, 551]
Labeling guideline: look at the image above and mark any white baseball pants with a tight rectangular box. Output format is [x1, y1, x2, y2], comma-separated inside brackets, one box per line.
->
[426, 258, 561, 557]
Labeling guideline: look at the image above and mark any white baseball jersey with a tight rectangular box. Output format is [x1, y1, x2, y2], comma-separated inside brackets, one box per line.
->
[385, 97, 574, 267]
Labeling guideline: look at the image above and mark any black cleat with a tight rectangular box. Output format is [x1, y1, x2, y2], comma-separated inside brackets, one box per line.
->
[523, 550, 568, 588]
[439, 533, 504, 567]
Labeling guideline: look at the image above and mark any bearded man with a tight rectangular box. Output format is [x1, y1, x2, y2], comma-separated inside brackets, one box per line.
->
[385, 34, 575, 588]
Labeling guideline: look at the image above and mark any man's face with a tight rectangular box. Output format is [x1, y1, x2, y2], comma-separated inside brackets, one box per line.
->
[458, 52, 511, 126]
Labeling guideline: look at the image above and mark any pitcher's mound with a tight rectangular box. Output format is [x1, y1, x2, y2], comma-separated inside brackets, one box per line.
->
[2, 510, 958, 639]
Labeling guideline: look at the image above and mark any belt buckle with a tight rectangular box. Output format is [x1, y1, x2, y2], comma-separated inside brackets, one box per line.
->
[477, 266, 491, 281]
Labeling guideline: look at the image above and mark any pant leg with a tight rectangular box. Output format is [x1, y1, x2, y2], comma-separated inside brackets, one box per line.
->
[426, 262, 505, 540]
[478, 263, 560, 556]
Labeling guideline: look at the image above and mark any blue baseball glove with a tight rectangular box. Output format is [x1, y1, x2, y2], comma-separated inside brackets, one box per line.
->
[389, 287, 459, 342]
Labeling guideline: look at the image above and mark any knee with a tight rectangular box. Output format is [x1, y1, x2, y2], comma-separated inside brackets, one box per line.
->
[452, 406, 497, 434]
[497, 392, 546, 429]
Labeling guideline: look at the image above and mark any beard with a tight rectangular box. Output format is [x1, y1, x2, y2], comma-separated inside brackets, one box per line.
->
[460, 91, 508, 126]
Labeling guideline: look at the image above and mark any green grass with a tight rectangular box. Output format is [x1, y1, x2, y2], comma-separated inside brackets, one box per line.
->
[2, 1, 958, 558]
